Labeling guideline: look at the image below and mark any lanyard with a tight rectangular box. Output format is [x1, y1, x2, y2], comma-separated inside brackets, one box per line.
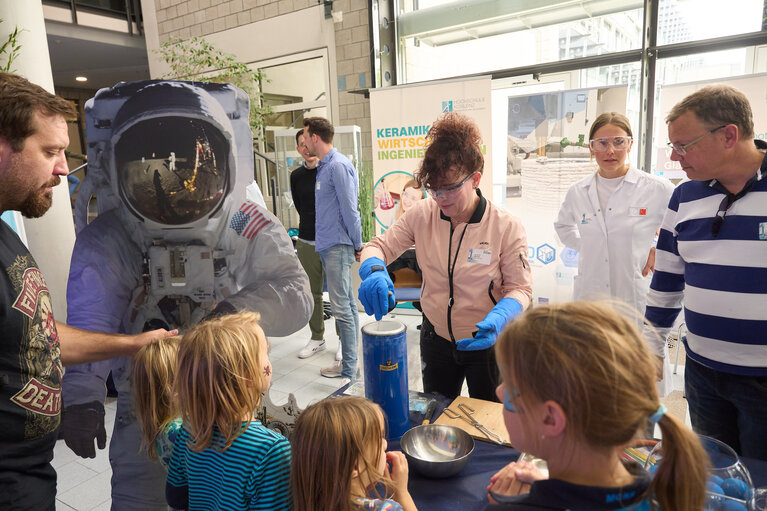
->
[446, 222, 470, 342]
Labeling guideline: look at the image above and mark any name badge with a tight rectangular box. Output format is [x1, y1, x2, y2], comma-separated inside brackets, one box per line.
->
[316, 182, 321, 190]
[629, 207, 648, 216]
[468, 248, 492, 265]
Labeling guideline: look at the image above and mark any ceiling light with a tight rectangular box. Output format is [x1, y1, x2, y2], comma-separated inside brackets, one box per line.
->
[75, 76, 87, 82]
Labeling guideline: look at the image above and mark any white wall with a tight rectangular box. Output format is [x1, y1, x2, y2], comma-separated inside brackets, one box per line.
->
[1, 0, 76, 321]
[141, 2, 340, 122]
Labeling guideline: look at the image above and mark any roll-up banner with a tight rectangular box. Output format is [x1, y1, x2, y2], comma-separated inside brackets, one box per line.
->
[369, 76, 493, 234]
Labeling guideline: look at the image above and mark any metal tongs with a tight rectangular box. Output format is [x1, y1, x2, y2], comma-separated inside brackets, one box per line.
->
[444, 403, 505, 445]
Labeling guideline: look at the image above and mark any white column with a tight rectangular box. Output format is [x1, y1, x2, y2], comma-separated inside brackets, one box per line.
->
[140, 0, 166, 78]
[0, 0, 76, 322]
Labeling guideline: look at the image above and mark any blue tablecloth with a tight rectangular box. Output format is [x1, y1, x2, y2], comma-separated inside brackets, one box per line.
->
[746, 456, 767, 488]
[406, 402, 767, 511]
[336, 388, 767, 511]
[390, 435, 517, 511]
[395, 393, 516, 511]
[396, 436, 767, 511]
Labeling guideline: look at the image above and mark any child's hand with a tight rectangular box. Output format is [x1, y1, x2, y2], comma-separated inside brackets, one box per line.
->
[486, 460, 545, 504]
[386, 451, 418, 511]
[385, 451, 409, 492]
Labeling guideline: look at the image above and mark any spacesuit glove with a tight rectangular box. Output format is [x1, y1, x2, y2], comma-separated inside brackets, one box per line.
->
[456, 298, 523, 351]
[358, 257, 396, 321]
[202, 301, 237, 322]
[62, 401, 107, 459]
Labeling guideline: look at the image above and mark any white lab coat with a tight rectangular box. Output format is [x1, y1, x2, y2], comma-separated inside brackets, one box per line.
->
[554, 166, 676, 395]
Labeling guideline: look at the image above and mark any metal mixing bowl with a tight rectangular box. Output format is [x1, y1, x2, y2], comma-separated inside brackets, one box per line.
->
[400, 424, 475, 478]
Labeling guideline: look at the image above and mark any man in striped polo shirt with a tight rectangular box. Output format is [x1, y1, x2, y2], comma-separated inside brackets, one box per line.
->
[643, 85, 767, 460]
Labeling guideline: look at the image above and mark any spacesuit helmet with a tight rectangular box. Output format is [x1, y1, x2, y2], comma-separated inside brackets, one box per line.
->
[110, 82, 235, 227]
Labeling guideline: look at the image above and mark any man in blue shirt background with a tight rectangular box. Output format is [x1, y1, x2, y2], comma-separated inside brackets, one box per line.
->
[302, 117, 362, 381]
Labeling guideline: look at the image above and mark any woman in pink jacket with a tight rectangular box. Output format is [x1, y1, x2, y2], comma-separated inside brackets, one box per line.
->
[358, 113, 533, 401]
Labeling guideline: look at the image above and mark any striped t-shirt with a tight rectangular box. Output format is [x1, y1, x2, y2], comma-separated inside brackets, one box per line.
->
[166, 421, 291, 510]
[643, 145, 767, 376]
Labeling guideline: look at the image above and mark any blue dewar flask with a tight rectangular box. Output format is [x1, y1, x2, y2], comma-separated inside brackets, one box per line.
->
[361, 320, 409, 440]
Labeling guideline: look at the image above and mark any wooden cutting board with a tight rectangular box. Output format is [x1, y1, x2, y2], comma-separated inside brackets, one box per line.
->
[433, 396, 512, 446]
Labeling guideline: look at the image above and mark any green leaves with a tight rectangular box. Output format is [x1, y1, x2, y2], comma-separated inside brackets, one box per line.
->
[156, 36, 272, 143]
[356, 161, 375, 242]
[0, 20, 22, 73]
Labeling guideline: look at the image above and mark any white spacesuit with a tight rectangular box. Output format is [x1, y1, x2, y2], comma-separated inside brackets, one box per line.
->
[61, 81, 312, 510]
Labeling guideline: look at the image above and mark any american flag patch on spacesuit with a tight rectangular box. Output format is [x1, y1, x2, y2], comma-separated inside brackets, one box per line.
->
[230, 201, 269, 239]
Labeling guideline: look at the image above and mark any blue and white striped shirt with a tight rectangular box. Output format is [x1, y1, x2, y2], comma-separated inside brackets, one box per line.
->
[166, 421, 292, 510]
[643, 146, 767, 376]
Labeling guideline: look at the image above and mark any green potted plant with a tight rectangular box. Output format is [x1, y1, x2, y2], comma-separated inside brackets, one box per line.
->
[357, 160, 375, 243]
[156, 36, 271, 144]
[0, 20, 22, 72]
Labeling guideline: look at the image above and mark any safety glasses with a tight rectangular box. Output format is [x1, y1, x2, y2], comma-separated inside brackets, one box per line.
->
[711, 195, 732, 238]
[588, 136, 632, 152]
[425, 172, 477, 199]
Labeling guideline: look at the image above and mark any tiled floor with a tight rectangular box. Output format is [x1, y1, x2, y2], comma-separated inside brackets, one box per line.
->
[52, 308, 689, 510]
[53, 308, 427, 510]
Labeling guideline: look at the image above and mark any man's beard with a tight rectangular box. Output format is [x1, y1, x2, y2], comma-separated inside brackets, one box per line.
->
[20, 176, 60, 218]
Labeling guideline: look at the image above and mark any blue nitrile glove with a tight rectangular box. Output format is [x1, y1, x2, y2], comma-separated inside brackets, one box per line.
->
[456, 297, 523, 351]
[358, 257, 395, 320]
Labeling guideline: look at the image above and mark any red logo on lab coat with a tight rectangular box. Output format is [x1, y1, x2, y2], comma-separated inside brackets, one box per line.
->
[639, 208, 647, 215]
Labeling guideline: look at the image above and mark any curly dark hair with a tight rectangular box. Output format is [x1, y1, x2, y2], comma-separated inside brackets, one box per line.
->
[415, 112, 484, 188]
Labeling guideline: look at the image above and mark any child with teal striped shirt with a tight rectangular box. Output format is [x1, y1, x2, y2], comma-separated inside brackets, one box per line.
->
[165, 312, 291, 510]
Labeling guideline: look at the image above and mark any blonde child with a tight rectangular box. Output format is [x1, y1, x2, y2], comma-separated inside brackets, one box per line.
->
[486, 301, 707, 511]
[132, 335, 183, 470]
[292, 396, 417, 511]
[165, 312, 291, 510]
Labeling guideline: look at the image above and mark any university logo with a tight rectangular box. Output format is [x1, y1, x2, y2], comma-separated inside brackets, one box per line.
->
[442, 101, 453, 112]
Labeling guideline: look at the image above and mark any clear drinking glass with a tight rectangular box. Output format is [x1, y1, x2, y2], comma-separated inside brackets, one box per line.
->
[750, 487, 767, 511]
[644, 435, 753, 510]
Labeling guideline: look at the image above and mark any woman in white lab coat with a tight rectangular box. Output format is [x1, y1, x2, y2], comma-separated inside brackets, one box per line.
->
[554, 112, 675, 395]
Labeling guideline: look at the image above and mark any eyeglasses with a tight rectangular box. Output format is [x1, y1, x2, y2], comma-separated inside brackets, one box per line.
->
[667, 125, 727, 156]
[503, 387, 520, 413]
[711, 195, 733, 238]
[588, 136, 632, 152]
[711, 172, 760, 237]
[425, 172, 476, 199]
